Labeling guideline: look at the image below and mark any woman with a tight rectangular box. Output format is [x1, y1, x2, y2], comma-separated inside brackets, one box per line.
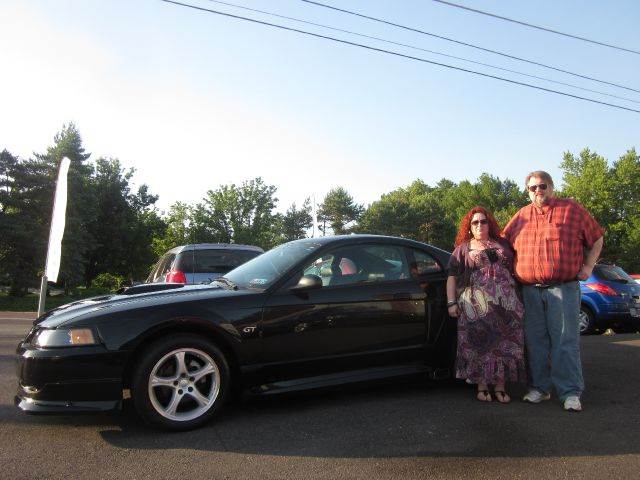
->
[447, 206, 526, 403]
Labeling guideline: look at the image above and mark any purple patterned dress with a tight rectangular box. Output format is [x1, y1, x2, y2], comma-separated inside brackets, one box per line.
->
[448, 240, 526, 385]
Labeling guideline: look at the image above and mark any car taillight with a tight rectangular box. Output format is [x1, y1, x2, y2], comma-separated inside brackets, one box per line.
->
[585, 282, 618, 296]
[165, 270, 187, 284]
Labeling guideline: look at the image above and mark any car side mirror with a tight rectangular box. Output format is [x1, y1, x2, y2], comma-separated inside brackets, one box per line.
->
[291, 274, 323, 291]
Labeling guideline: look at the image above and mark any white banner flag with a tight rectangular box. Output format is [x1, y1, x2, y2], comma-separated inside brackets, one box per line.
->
[45, 157, 71, 282]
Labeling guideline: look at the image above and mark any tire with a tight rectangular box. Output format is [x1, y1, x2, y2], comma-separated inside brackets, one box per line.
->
[132, 334, 230, 431]
[578, 305, 596, 335]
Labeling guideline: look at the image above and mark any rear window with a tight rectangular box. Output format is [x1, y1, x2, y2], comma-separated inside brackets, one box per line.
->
[194, 249, 261, 274]
[594, 265, 634, 283]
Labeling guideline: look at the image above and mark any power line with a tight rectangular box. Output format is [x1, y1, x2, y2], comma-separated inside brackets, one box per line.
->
[159, 0, 640, 114]
[203, 0, 639, 105]
[300, 0, 640, 94]
[432, 0, 640, 55]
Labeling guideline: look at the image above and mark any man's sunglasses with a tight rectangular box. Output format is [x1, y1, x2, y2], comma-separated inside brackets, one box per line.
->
[471, 219, 488, 226]
[528, 183, 548, 192]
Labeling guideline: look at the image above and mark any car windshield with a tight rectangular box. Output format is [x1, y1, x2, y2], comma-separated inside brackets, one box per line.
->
[595, 265, 634, 283]
[222, 240, 323, 289]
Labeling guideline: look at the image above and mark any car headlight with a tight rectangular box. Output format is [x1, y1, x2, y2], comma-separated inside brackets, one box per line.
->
[33, 328, 99, 347]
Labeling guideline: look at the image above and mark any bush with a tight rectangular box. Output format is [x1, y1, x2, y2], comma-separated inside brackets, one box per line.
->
[90, 273, 126, 292]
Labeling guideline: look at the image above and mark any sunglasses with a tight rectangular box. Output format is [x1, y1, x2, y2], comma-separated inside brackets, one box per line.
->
[471, 219, 488, 226]
[528, 183, 548, 192]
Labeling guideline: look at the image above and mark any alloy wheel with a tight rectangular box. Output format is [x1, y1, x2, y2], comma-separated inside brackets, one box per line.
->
[147, 347, 221, 422]
[578, 309, 591, 334]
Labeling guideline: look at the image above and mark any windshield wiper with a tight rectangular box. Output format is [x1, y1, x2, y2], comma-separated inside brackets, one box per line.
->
[213, 277, 239, 290]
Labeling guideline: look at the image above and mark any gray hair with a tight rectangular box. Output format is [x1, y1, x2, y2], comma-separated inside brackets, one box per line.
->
[525, 170, 554, 189]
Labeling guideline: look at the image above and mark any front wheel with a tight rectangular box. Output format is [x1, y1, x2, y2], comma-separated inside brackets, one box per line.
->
[132, 334, 230, 431]
[578, 306, 596, 335]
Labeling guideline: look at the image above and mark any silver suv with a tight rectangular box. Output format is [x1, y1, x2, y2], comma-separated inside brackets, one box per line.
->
[146, 243, 264, 284]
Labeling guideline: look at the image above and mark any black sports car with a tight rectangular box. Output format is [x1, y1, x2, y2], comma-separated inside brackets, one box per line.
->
[16, 235, 454, 430]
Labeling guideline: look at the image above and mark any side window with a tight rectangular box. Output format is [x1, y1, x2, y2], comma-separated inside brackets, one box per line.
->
[361, 245, 409, 282]
[303, 254, 335, 286]
[409, 249, 442, 277]
[175, 251, 194, 273]
[301, 244, 409, 287]
[149, 253, 177, 282]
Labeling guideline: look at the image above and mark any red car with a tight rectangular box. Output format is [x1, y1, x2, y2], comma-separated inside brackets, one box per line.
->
[631, 274, 640, 284]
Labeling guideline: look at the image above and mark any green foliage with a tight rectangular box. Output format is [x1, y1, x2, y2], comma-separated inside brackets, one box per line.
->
[317, 187, 364, 235]
[152, 202, 193, 256]
[151, 178, 286, 252]
[358, 176, 526, 250]
[90, 272, 126, 291]
[357, 180, 453, 249]
[279, 198, 313, 242]
[1, 124, 162, 296]
[3, 126, 639, 308]
[33, 123, 95, 293]
[0, 150, 51, 295]
[560, 148, 640, 272]
[200, 178, 281, 249]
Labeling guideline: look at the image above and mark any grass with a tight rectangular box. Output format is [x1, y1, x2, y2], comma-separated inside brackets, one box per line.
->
[0, 289, 111, 312]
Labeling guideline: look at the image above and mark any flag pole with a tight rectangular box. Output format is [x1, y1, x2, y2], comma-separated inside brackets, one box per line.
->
[37, 275, 48, 317]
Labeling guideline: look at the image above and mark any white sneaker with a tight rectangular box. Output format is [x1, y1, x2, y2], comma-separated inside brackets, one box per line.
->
[523, 389, 551, 403]
[563, 396, 582, 412]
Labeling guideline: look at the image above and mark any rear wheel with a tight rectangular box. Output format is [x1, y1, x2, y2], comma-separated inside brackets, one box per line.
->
[578, 305, 596, 335]
[132, 334, 230, 431]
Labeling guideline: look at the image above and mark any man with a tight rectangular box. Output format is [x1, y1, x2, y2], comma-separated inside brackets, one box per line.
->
[503, 171, 603, 412]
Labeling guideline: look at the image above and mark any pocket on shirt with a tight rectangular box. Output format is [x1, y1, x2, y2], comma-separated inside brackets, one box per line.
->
[544, 223, 562, 267]
[544, 223, 562, 241]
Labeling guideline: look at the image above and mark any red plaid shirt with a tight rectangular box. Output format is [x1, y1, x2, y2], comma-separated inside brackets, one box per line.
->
[503, 198, 604, 285]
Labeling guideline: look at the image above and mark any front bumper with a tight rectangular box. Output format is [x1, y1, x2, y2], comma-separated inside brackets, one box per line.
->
[15, 396, 121, 414]
[15, 340, 127, 414]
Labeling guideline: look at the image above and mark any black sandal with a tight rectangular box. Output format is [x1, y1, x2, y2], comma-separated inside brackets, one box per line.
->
[476, 390, 492, 402]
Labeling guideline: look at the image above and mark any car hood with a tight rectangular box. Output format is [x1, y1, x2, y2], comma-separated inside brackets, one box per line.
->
[36, 283, 249, 329]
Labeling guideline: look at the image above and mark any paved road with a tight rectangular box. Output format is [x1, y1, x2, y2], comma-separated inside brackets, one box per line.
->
[1, 313, 639, 479]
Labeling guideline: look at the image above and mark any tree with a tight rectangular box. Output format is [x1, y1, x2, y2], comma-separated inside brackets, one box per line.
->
[199, 178, 281, 249]
[0, 150, 51, 295]
[317, 187, 364, 235]
[34, 123, 95, 293]
[560, 148, 616, 226]
[279, 198, 313, 242]
[152, 202, 192, 256]
[357, 180, 455, 249]
[560, 148, 640, 272]
[86, 158, 163, 283]
[434, 174, 526, 230]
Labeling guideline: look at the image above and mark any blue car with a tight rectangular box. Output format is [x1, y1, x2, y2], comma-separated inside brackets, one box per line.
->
[579, 264, 640, 334]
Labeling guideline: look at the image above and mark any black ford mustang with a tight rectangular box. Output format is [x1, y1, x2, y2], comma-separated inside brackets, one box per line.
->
[16, 235, 454, 430]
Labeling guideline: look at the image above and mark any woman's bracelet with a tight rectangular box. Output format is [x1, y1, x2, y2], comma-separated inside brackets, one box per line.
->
[447, 300, 458, 307]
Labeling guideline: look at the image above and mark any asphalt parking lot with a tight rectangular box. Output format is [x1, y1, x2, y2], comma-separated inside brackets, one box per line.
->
[1, 313, 639, 480]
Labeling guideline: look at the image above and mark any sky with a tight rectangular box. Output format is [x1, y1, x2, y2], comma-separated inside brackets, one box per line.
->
[1, 0, 638, 214]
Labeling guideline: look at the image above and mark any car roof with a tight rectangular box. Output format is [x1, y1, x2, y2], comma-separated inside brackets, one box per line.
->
[165, 243, 264, 254]
[289, 234, 451, 255]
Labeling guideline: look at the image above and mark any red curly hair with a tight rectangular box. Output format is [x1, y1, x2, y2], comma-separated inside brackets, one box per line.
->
[454, 206, 502, 247]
